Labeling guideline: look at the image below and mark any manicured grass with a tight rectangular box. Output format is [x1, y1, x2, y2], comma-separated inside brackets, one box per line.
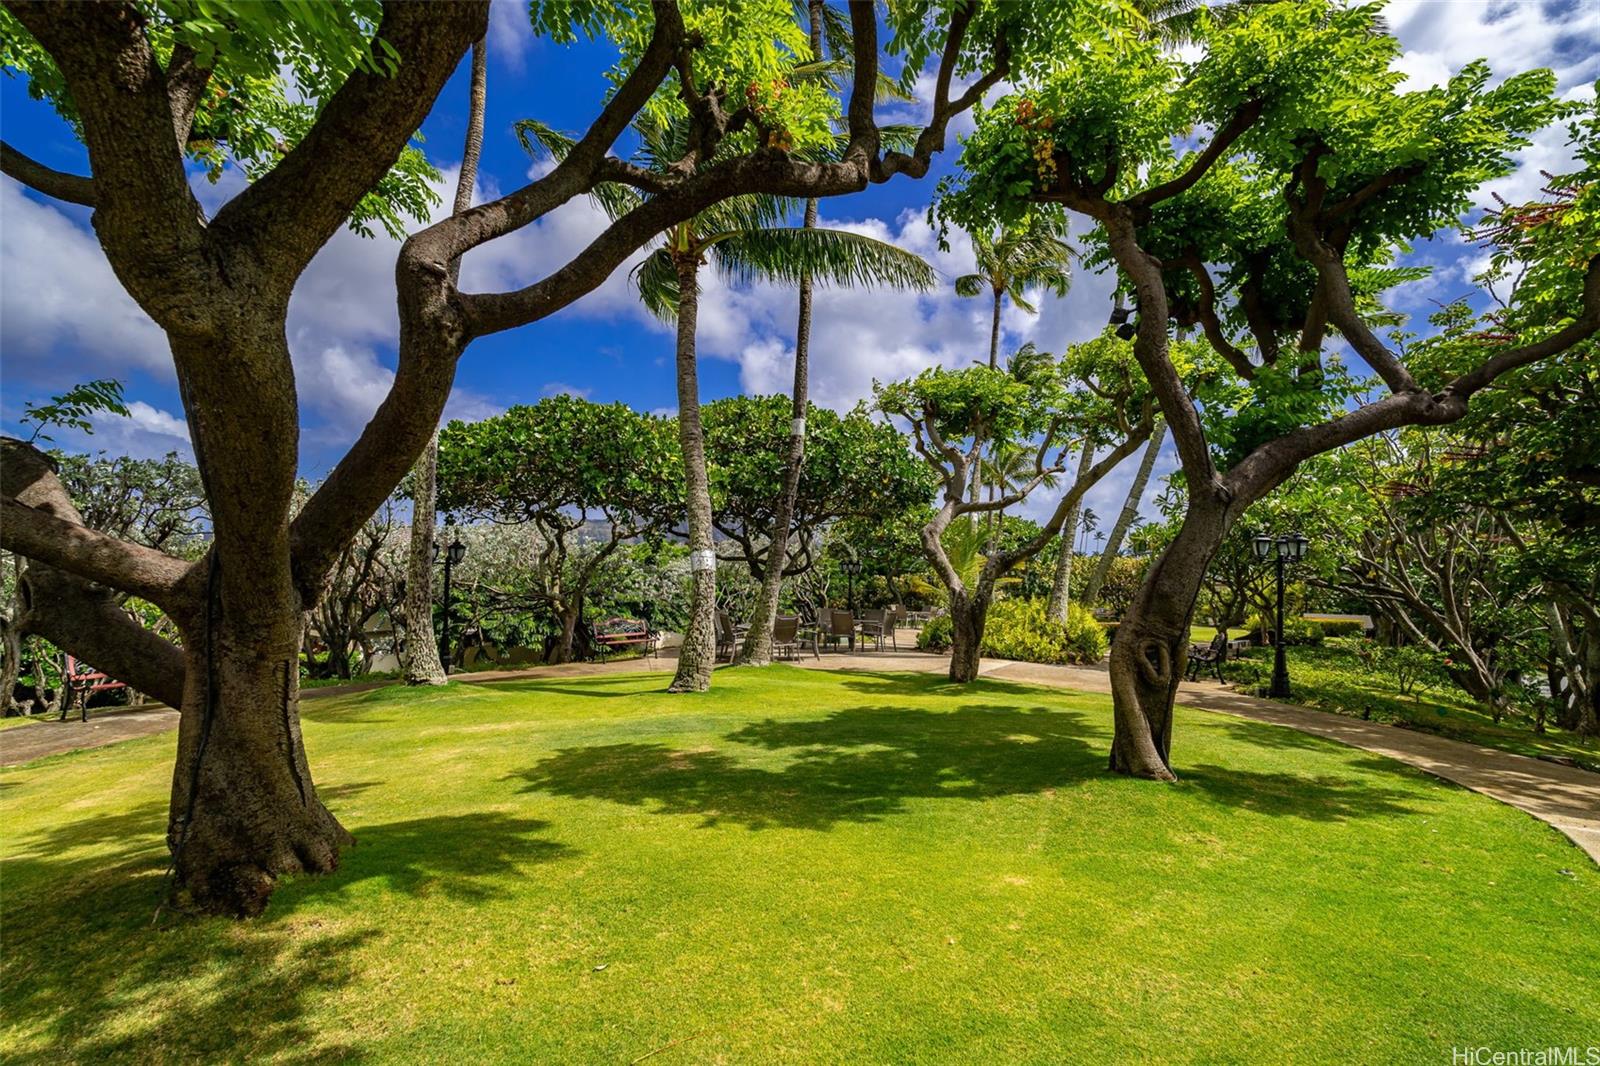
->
[1227, 642, 1598, 765]
[3, 667, 1595, 1063]
[0, 714, 46, 731]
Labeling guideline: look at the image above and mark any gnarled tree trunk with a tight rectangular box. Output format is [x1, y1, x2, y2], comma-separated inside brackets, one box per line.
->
[1107, 502, 1228, 781]
[947, 587, 991, 682]
[670, 256, 717, 693]
[402, 38, 483, 686]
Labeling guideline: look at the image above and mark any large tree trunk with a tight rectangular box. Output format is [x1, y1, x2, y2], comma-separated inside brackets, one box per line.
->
[947, 588, 990, 682]
[400, 428, 447, 684]
[1084, 422, 1164, 607]
[737, 199, 816, 666]
[1107, 504, 1228, 781]
[670, 257, 717, 693]
[167, 594, 350, 917]
[1046, 445, 1095, 622]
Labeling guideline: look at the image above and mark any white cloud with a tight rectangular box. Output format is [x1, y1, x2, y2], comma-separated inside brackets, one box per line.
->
[0, 179, 171, 381]
[60, 400, 195, 461]
[540, 381, 593, 399]
[488, 0, 535, 71]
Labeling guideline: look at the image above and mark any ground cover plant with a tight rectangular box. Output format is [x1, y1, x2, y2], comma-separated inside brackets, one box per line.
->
[1222, 640, 1598, 766]
[3, 668, 1594, 1063]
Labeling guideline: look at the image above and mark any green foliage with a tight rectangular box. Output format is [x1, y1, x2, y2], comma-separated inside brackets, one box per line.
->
[18, 380, 127, 443]
[915, 613, 952, 651]
[985, 599, 1107, 665]
[0, 2, 439, 238]
[436, 395, 681, 531]
[702, 396, 935, 573]
[529, 0, 837, 155]
[1350, 639, 1444, 700]
[1316, 619, 1367, 639]
[917, 598, 1106, 666]
[875, 364, 1058, 449]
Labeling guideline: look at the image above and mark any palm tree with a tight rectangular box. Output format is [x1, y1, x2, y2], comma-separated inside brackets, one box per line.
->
[631, 198, 934, 690]
[736, 0, 918, 666]
[954, 215, 1074, 370]
[1045, 444, 1096, 623]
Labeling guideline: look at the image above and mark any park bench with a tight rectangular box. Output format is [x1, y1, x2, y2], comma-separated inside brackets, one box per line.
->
[592, 617, 658, 662]
[1184, 631, 1231, 683]
[62, 655, 126, 722]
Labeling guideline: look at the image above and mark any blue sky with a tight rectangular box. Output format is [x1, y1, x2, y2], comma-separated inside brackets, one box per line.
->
[2, 0, 1597, 526]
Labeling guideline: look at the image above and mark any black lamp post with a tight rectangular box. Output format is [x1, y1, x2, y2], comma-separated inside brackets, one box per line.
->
[841, 557, 862, 617]
[1252, 530, 1309, 698]
[434, 530, 467, 674]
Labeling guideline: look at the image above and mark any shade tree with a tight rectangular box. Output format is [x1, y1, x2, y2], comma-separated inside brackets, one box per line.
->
[0, 0, 1019, 913]
[701, 395, 934, 587]
[877, 332, 1156, 681]
[935, 0, 1600, 778]
[434, 396, 681, 663]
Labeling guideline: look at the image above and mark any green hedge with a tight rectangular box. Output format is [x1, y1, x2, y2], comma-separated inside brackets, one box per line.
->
[914, 599, 1106, 665]
[1316, 619, 1367, 639]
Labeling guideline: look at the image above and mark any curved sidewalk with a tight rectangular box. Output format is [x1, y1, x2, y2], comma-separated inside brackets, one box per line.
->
[4, 644, 1595, 864]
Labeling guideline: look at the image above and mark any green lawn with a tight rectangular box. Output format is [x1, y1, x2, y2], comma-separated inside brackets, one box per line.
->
[1225, 643, 1599, 765]
[3, 667, 1595, 1063]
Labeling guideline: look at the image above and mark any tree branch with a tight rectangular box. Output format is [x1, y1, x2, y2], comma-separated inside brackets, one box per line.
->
[208, 1, 488, 284]
[1127, 99, 1263, 210]
[0, 141, 96, 205]
[1446, 256, 1600, 399]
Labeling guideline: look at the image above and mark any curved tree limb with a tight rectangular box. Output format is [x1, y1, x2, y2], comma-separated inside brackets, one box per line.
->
[0, 140, 96, 205]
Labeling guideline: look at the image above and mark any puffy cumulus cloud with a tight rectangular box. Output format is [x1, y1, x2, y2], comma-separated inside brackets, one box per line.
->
[488, 0, 535, 70]
[1390, 1, 1600, 93]
[60, 400, 195, 461]
[1389, 2, 1598, 210]
[539, 381, 594, 399]
[0, 179, 171, 384]
[669, 206, 1119, 413]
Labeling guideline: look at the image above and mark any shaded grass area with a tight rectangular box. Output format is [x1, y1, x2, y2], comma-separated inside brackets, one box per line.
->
[1227, 643, 1598, 765]
[2, 667, 1595, 1063]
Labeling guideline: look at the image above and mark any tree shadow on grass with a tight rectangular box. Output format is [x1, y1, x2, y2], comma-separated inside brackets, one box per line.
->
[1179, 763, 1425, 822]
[511, 703, 1104, 830]
[3, 799, 574, 1063]
[277, 811, 575, 910]
[3, 827, 375, 1063]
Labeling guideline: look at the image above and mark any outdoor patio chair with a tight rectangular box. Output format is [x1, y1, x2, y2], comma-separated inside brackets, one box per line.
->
[771, 615, 816, 660]
[820, 609, 856, 653]
[858, 608, 894, 652]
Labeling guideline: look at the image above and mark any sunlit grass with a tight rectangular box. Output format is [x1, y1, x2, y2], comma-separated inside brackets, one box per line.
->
[3, 667, 1594, 1063]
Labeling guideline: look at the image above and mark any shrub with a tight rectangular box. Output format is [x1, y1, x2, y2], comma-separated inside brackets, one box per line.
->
[1254, 615, 1325, 646]
[1317, 619, 1367, 639]
[917, 599, 1106, 665]
[916, 614, 953, 651]
[1219, 656, 1268, 693]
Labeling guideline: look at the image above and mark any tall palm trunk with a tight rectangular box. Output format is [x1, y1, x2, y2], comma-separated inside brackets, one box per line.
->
[1046, 445, 1096, 622]
[401, 38, 485, 685]
[670, 254, 717, 692]
[737, 0, 825, 665]
[971, 287, 1004, 507]
[736, 201, 815, 665]
[1084, 421, 1164, 607]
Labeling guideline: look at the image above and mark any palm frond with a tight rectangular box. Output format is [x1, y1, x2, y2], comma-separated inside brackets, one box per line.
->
[514, 117, 640, 221]
[954, 273, 986, 299]
[696, 194, 797, 238]
[631, 248, 682, 323]
[710, 226, 936, 292]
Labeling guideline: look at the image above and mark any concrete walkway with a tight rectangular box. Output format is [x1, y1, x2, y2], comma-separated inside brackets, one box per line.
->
[4, 640, 1595, 865]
